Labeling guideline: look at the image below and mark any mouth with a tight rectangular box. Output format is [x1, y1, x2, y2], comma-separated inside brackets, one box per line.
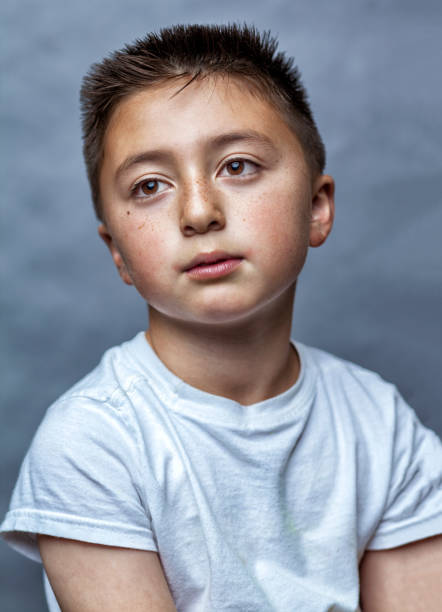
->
[184, 250, 244, 280]
[186, 258, 243, 280]
[183, 250, 243, 271]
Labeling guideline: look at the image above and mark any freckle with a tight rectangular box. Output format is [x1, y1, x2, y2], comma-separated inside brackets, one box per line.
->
[138, 221, 146, 230]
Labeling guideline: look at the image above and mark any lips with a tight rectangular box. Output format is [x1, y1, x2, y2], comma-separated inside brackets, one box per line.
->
[183, 250, 243, 271]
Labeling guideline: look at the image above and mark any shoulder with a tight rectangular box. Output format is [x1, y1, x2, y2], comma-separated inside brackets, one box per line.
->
[28, 332, 157, 460]
[298, 341, 398, 416]
[296, 341, 439, 464]
[299, 343, 442, 551]
[54, 331, 154, 409]
[300, 341, 391, 386]
[18, 336, 156, 515]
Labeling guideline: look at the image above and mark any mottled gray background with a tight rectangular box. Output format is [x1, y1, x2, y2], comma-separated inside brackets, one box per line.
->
[1, 0, 441, 609]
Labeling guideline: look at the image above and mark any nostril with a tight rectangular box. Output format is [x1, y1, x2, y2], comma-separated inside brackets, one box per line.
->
[208, 220, 222, 230]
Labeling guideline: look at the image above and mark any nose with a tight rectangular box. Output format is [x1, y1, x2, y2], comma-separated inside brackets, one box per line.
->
[179, 179, 225, 236]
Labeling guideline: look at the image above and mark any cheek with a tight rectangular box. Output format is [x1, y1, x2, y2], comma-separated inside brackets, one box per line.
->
[244, 189, 310, 263]
[115, 217, 170, 288]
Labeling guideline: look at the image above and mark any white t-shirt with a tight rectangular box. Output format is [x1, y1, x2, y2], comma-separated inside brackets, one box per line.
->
[1, 332, 441, 612]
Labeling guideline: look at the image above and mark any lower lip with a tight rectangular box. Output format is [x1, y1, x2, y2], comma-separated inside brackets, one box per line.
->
[186, 258, 243, 279]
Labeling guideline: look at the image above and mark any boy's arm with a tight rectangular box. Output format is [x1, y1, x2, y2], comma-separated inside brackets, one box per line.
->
[359, 534, 442, 611]
[38, 535, 177, 612]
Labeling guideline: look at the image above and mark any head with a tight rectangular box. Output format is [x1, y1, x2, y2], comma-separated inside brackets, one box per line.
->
[79, 24, 334, 330]
[80, 23, 326, 222]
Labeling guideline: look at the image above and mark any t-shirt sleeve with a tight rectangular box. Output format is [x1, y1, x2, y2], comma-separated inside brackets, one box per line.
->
[366, 389, 442, 550]
[0, 395, 157, 563]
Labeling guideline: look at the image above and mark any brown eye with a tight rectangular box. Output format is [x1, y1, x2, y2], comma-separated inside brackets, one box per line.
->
[132, 177, 169, 199]
[221, 159, 259, 179]
[141, 180, 159, 195]
[227, 160, 245, 175]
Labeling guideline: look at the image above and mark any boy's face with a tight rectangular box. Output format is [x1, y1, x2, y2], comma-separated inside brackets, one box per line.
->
[98, 76, 334, 327]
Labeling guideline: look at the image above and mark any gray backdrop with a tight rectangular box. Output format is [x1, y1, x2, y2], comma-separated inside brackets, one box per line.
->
[1, 0, 441, 609]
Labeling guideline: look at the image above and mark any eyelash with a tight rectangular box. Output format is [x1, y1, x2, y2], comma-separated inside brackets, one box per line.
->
[130, 158, 260, 199]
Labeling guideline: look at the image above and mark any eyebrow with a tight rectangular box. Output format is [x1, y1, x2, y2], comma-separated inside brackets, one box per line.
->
[114, 130, 279, 181]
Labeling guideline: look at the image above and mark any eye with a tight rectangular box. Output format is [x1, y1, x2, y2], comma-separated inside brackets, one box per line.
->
[220, 158, 259, 177]
[131, 178, 169, 199]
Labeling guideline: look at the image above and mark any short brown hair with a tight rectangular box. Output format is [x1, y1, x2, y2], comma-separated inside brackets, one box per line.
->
[80, 23, 326, 220]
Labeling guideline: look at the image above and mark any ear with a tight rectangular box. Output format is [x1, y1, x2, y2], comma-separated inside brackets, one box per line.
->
[97, 224, 133, 286]
[309, 174, 335, 248]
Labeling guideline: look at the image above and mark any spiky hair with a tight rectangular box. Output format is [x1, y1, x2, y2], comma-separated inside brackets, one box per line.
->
[80, 23, 326, 220]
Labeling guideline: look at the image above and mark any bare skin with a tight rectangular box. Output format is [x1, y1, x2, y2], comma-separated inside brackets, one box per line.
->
[98, 76, 335, 406]
[38, 535, 177, 611]
[359, 534, 442, 611]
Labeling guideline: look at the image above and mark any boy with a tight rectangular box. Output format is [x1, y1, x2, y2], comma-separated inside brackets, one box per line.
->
[1, 23, 441, 612]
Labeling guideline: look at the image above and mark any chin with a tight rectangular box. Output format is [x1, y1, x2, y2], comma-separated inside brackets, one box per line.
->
[185, 299, 278, 327]
[189, 308, 256, 325]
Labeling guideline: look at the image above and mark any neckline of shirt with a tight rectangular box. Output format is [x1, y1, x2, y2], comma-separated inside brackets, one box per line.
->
[123, 331, 317, 428]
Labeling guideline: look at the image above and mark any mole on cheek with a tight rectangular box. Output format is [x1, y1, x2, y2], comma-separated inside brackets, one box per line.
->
[126, 211, 130, 215]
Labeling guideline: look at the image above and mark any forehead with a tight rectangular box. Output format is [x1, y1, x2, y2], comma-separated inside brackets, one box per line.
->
[102, 75, 306, 170]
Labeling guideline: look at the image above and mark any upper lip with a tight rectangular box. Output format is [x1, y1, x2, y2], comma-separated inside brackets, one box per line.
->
[183, 250, 243, 271]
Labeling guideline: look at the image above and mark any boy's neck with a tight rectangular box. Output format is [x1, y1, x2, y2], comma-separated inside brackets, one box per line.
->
[145, 287, 300, 406]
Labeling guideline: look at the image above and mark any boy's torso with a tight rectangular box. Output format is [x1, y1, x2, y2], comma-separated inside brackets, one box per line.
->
[3, 331, 442, 612]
